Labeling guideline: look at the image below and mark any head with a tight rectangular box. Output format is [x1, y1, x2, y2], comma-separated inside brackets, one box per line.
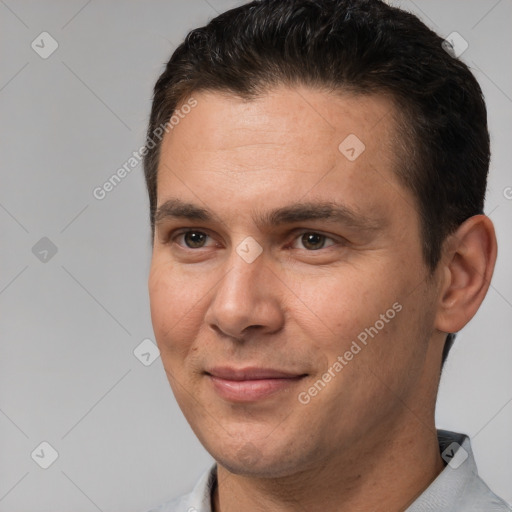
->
[145, 0, 496, 477]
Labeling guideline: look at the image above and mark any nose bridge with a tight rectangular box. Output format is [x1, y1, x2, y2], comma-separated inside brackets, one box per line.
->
[205, 241, 284, 339]
[218, 233, 266, 301]
[217, 244, 266, 313]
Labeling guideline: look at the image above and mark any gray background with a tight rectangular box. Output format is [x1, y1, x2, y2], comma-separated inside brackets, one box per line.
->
[0, 1, 511, 510]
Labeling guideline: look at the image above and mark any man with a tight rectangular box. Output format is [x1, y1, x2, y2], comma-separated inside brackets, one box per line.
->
[142, 0, 510, 510]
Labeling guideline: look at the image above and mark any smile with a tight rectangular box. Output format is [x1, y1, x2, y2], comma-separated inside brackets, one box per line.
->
[206, 367, 307, 402]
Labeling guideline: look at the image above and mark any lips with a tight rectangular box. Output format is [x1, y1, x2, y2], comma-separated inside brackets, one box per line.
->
[206, 366, 307, 402]
[207, 366, 303, 380]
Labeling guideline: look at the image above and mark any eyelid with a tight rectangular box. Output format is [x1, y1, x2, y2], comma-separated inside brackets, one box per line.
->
[171, 228, 216, 248]
[167, 227, 344, 250]
[287, 229, 339, 249]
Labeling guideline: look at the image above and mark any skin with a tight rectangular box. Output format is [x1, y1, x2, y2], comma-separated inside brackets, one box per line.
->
[148, 85, 497, 512]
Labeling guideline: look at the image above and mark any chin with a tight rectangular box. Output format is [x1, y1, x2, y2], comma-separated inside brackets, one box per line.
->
[218, 457, 289, 478]
[211, 439, 309, 479]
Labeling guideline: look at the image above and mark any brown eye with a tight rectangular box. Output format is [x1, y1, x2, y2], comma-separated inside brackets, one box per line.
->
[300, 232, 330, 250]
[182, 231, 208, 248]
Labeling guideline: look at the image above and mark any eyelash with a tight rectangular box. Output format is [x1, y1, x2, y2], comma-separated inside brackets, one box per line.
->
[170, 229, 339, 251]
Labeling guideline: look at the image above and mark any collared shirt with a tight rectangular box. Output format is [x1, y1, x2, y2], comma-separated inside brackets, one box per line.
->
[145, 430, 511, 512]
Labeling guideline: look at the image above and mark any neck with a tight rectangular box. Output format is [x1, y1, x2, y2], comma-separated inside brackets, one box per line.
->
[212, 419, 444, 512]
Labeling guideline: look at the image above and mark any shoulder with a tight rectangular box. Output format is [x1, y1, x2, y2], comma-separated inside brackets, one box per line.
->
[407, 430, 511, 511]
[142, 464, 217, 512]
[447, 432, 511, 511]
[144, 495, 182, 512]
[457, 473, 512, 511]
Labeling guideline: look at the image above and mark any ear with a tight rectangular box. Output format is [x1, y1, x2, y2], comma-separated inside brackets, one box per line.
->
[435, 215, 497, 334]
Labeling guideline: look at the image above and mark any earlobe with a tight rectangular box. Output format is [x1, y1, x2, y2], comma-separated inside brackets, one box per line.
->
[435, 215, 497, 334]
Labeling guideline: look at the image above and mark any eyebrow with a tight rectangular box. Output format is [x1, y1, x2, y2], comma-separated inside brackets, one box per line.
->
[154, 198, 382, 232]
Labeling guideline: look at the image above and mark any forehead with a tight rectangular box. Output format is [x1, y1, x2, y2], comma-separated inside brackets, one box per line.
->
[156, 85, 412, 226]
[162, 86, 398, 161]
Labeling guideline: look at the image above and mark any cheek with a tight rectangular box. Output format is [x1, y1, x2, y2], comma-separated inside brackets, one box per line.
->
[148, 260, 209, 358]
[289, 258, 424, 380]
[287, 265, 395, 346]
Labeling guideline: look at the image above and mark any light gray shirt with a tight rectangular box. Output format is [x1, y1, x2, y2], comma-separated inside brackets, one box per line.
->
[145, 430, 511, 512]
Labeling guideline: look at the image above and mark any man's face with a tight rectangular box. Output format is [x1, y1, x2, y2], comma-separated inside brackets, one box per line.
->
[149, 86, 443, 477]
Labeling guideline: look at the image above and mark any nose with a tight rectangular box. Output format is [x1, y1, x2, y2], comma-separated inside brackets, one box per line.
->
[204, 249, 285, 341]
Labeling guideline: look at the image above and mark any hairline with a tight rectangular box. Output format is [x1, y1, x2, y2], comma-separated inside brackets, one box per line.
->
[150, 81, 431, 260]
